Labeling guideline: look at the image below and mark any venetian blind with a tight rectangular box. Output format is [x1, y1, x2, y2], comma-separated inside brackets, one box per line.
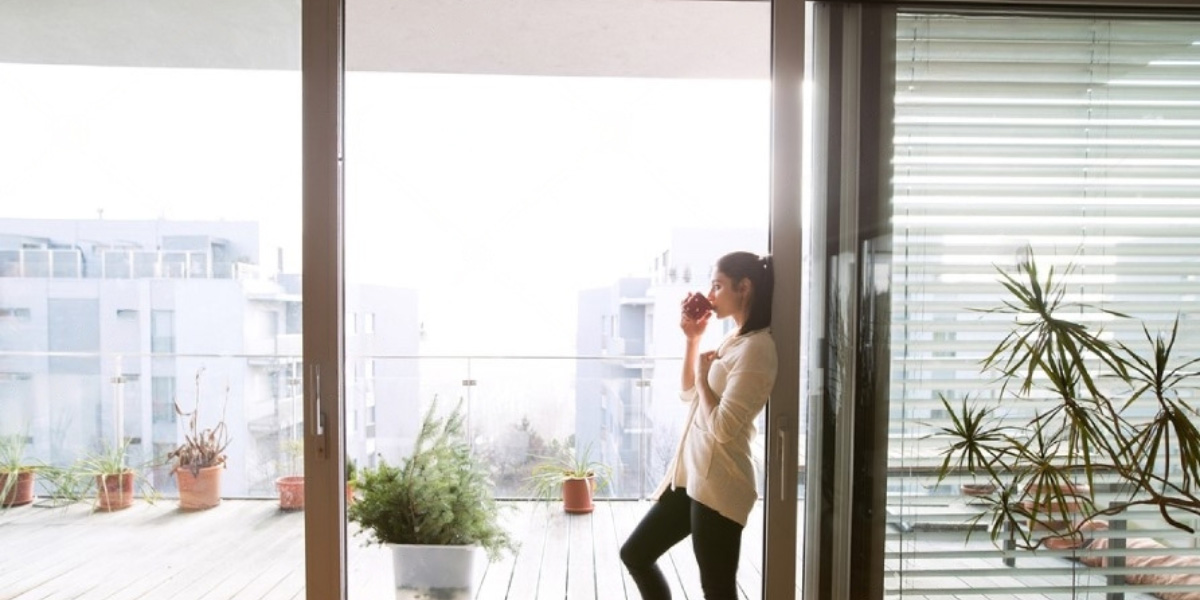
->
[887, 11, 1200, 598]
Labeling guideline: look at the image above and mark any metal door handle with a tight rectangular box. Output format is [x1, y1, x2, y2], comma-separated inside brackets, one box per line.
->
[778, 427, 788, 501]
[309, 364, 327, 458]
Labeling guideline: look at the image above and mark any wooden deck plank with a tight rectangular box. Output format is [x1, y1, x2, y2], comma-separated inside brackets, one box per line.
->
[4, 520, 119, 598]
[474, 502, 535, 599]
[7, 502, 227, 600]
[607, 501, 643, 598]
[346, 538, 393, 599]
[535, 509, 570, 599]
[504, 503, 552, 599]
[189, 513, 304, 600]
[591, 501, 630, 600]
[107, 502, 300, 600]
[566, 511, 596, 600]
[0, 505, 123, 591]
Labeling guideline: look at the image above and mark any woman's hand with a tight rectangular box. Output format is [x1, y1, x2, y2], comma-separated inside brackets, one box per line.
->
[680, 297, 710, 340]
[698, 350, 718, 383]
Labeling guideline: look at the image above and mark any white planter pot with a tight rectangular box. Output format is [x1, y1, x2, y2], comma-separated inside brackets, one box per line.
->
[389, 543, 480, 594]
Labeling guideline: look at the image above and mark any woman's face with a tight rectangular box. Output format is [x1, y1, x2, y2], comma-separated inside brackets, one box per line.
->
[708, 270, 749, 320]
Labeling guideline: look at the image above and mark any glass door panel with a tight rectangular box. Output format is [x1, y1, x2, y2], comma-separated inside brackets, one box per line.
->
[342, 1, 776, 597]
[886, 9, 1200, 599]
[0, 3, 303, 598]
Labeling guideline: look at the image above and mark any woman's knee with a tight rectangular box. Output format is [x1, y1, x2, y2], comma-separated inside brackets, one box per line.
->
[619, 538, 648, 570]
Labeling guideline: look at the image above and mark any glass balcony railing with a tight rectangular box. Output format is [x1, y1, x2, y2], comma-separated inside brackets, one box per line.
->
[0, 351, 752, 503]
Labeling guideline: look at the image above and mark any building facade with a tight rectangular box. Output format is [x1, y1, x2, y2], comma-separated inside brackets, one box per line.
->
[0, 218, 417, 497]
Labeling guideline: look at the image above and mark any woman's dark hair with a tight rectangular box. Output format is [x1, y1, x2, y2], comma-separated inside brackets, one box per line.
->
[716, 251, 774, 335]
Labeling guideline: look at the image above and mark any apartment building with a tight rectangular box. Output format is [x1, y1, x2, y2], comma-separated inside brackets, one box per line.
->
[0, 218, 418, 496]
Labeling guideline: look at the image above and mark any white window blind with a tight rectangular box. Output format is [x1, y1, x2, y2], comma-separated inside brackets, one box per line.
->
[888, 11, 1200, 599]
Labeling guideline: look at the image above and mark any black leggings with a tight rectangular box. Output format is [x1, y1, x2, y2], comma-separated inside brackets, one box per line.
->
[619, 487, 744, 600]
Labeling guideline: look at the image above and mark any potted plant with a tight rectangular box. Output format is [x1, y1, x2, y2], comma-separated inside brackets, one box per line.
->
[932, 250, 1200, 549]
[276, 438, 304, 511]
[166, 369, 231, 510]
[36, 464, 91, 508]
[348, 396, 515, 594]
[527, 442, 612, 514]
[77, 437, 158, 511]
[0, 433, 37, 508]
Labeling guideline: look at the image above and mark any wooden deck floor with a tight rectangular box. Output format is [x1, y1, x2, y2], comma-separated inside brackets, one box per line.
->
[0, 499, 765, 600]
[0, 499, 1156, 600]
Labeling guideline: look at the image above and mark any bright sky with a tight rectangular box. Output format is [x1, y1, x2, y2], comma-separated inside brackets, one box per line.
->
[0, 63, 771, 354]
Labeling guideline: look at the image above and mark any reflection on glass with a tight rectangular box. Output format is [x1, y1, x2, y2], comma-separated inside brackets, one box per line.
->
[887, 12, 1200, 599]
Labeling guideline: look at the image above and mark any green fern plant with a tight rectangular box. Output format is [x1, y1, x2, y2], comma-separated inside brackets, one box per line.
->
[933, 249, 1200, 549]
[347, 396, 515, 561]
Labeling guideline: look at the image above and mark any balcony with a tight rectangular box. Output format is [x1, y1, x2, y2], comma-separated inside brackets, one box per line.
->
[1, 352, 1196, 599]
[1, 497, 1171, 600]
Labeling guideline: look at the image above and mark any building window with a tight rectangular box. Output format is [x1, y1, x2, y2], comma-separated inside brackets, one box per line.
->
[0, 308, 31, 320]
[151, 310, 175, 354]
[151, 376, 177, 425]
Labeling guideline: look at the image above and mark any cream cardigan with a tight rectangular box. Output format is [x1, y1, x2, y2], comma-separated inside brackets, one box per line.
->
[652, 328, 778, 526]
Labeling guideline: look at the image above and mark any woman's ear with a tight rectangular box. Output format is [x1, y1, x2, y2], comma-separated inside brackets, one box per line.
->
[737, 278, 752, 295]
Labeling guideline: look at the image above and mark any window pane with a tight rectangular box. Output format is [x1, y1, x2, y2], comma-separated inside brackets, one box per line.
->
[888, 11, 1200, 598]
[0, 1, 304, 596]
[343, 1, 773, 596]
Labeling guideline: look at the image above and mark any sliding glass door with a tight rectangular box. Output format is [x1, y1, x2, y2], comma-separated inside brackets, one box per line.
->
[330, 1, 801, 599]
[803, 3, 1200, 599]
[1, 1, 307, 598]
[884, 8, 1200, 599]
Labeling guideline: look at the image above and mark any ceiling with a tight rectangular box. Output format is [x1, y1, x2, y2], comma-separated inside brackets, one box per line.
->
[0, 0, 770, 78]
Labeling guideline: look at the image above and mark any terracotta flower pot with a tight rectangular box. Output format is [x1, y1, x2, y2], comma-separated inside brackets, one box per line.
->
[276, 475, 305, 511]
[175, 464, 223, 510]
[1, 470, 35, 507]
[1021, 482, 1090, 533]
[960, 482, 997, 497]
[96, 471, 135, 511]
[562, 476, 595, 514]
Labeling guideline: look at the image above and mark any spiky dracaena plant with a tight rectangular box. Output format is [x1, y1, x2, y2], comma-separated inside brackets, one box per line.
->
[933, 249, 1200, 549]
[167, 369, 231, 477]
[348, 396, 515, 562]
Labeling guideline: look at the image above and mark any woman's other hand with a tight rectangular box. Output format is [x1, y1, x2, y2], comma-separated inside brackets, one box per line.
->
[698, 350, 718, 382]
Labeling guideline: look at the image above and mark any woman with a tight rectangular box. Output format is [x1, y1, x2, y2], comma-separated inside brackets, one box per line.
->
[620, 251, 778, 600]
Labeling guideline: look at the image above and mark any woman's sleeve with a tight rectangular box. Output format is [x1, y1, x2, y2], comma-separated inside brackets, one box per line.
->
[679, 387, 698, 403]
[706, 340, 778, 443]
